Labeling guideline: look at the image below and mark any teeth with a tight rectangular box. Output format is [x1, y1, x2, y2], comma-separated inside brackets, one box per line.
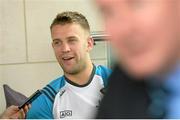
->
[62, 57, 73, 60]
[63, 58, 69, 60]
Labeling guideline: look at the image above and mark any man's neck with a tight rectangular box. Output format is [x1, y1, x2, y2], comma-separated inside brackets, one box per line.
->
[64, 62, 94, 86]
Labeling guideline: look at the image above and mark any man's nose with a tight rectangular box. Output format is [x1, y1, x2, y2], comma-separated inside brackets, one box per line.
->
[61, 43, 70, 52]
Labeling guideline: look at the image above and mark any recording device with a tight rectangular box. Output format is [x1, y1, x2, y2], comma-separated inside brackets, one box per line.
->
[18, 89, 42, 109]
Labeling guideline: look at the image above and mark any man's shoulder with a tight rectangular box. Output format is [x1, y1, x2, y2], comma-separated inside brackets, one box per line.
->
[96, 65, 111, 72]
[47, 76, 66, 91]
[40, 76, 66, 103]
[95, 65, 111, 77]
[95, 65, 112, 86]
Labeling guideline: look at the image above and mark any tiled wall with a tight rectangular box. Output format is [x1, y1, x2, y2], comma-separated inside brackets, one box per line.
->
[0, 0, 108, 113]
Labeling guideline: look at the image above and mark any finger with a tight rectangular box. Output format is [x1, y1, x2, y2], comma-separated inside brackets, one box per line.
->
[28, 104, 31, 109]
[8, 105, 19, 112]
[19, 109, 25, 119]
[1, 105, 19, 119]
[23, 105, 29, 113]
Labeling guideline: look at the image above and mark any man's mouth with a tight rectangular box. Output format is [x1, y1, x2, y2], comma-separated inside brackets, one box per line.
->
[62, 57, 74, 61]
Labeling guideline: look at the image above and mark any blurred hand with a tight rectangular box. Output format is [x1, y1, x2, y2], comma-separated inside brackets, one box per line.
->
[0, 104, 31, 119]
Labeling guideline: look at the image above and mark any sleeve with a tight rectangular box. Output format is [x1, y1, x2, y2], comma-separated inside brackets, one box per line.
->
[26, 93, 54, 119]
[97, 65, 112, 87]
[26, 78, 65, 119]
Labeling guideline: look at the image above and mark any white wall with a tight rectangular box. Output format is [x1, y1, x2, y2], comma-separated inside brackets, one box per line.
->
[0, 0, 107, 113]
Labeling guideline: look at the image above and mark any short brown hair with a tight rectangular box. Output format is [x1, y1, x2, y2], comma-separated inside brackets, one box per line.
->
[50, 11, 90, 33]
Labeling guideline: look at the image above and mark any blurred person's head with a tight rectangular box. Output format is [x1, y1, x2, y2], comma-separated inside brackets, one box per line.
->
[50, 11, 94, 76]
[96, 0, 180, 78]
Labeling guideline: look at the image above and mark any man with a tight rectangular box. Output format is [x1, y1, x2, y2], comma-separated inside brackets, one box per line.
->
[26, 11, 111, 119]
[96, 0, 180, 118]
[0, 105, 29, 119]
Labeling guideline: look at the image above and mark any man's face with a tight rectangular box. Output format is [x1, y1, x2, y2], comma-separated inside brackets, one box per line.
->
[51, 23, 93, 75]
[97, 0, 180, 78]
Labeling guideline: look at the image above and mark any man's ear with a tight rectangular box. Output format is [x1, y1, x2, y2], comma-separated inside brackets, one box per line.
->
[87, 36, 94, 52]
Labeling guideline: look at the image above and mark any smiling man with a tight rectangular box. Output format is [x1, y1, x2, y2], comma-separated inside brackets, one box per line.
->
[26, 11, 111, 119]
[96, 0, 180, 118]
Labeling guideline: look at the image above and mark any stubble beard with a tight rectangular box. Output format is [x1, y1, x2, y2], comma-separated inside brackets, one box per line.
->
[60, 58, 87, 75]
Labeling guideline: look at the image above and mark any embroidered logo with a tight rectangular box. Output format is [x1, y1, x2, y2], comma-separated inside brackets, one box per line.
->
[60, 110, 72, 118]
[59, 89, 66, 97]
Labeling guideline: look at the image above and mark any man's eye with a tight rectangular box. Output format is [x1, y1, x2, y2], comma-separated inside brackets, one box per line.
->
[54, 41, 59, 44]
[69, 39, 77, 43]
[53, 41, 61, 45]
